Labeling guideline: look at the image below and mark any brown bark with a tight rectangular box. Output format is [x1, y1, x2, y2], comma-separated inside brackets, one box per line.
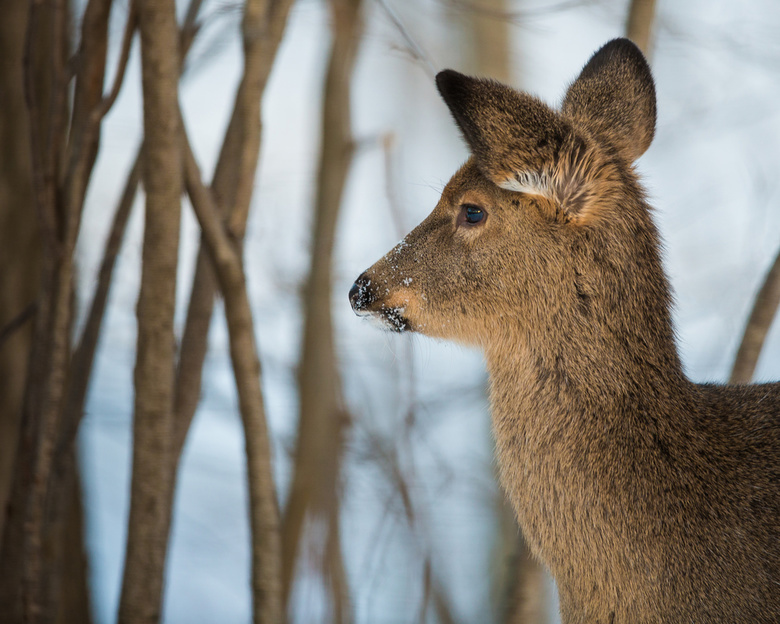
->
[117, 0, 182, 620]
[281, 0, 363, 616]
[173, 0, 295, 456]
[0, 0, 134, 619]
[183, 133, 282, 624]
[730, 248, 780, 383]
[0, 0, 40, 548]
[625, 0, 657, 58]
[58, 152, 141, 472]
[0, 0, 78, 620]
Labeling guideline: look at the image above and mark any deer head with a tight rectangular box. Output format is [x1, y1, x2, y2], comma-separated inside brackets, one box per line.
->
[350, 38, 665, 363]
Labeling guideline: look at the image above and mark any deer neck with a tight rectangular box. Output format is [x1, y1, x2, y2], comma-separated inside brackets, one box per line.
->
[483, 293, 691, 583]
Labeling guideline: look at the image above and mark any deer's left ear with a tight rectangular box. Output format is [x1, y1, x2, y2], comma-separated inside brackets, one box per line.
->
[562, 38, 656, 162]
[436, 69, 569, 197]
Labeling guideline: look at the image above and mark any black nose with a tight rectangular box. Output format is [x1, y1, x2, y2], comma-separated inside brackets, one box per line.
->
[349, 272, 374, 312]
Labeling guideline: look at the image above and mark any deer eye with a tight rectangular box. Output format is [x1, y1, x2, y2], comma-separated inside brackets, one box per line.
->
[460, 203, 486, 226]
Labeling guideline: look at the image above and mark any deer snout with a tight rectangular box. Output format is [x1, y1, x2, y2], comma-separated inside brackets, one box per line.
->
[349, 271, 412, 332]
[349, 272, 375, 313]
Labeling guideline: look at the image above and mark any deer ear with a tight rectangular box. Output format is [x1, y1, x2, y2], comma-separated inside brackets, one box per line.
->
[562, 38, 656, 162]
[436, 69, 569, 197]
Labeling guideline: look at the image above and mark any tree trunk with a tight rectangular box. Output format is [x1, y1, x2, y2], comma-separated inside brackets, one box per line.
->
[117, 0, 182, 620]
[0, 0, 79, 620]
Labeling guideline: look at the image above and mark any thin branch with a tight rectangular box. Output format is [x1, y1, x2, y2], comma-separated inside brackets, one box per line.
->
[282, 0, 362, 614]
[63, 0, 115, 262]
[173, 0, 295, 460]
[730, 246, 780, 383]
[0, 302, 38, 351]
[180, 0, 206, 55]
[376, 0, 436, 79]
[182, 125, 282, 624]
[56, 148, 141, 470]
[92, 0, 137, 122]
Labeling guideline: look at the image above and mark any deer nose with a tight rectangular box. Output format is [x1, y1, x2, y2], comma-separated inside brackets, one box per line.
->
[349, 272, 375, 312]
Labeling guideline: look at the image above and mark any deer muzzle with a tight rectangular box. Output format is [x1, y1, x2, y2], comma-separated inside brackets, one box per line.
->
[349, 271, 411, 332]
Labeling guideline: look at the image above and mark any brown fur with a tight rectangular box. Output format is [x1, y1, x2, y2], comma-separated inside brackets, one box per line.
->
[349, 39, 780, 623]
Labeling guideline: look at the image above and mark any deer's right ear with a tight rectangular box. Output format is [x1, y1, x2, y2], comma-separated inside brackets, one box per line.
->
[436, 70, 568, 197]
[562, 38, 656, 162]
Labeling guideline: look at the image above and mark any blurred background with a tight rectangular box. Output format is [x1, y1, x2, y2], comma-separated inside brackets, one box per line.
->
[1, 0, 779, 622]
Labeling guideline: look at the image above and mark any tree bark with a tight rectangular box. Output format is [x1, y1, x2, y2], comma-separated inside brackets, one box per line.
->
[117, 0, 182, 620]
[730, 248, 780, 383]
[0, 0, 40, 548]
[0, 0, 77, 620]
[281, 0, 362, 617]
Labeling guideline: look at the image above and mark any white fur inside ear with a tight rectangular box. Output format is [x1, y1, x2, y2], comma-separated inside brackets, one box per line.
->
[499, 171, 549, 197]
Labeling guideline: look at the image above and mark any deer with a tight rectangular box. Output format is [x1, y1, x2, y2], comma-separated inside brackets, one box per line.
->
[349, 39, 780, 623]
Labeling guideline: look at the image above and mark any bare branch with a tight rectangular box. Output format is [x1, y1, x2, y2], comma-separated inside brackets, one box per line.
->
[180, 0, 205, 55]
[376, 0, 436, 79]
[0, 302, 37, 351]
[730, 246, 780, 383]
[173, 0, 295, 461]
[93, 0, 138, 122]
[182, 127, 283, 624]
[117, 0, 182, 618]
[57, 149, 141, 468]
[282, 0, 362, 614]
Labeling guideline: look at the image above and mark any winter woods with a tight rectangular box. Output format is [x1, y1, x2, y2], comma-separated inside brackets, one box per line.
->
[0, 0, 778, 622]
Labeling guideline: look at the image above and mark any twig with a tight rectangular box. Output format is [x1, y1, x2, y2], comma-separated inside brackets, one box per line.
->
[56, 149, 141, 468]
[730, 246, 780, 383]
[0, 303, 38, 351]
[375, 0, 436, 79]
[92, 0, 138, 122]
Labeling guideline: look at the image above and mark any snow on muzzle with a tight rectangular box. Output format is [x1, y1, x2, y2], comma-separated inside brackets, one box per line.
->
[348, 271, 410, 332]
